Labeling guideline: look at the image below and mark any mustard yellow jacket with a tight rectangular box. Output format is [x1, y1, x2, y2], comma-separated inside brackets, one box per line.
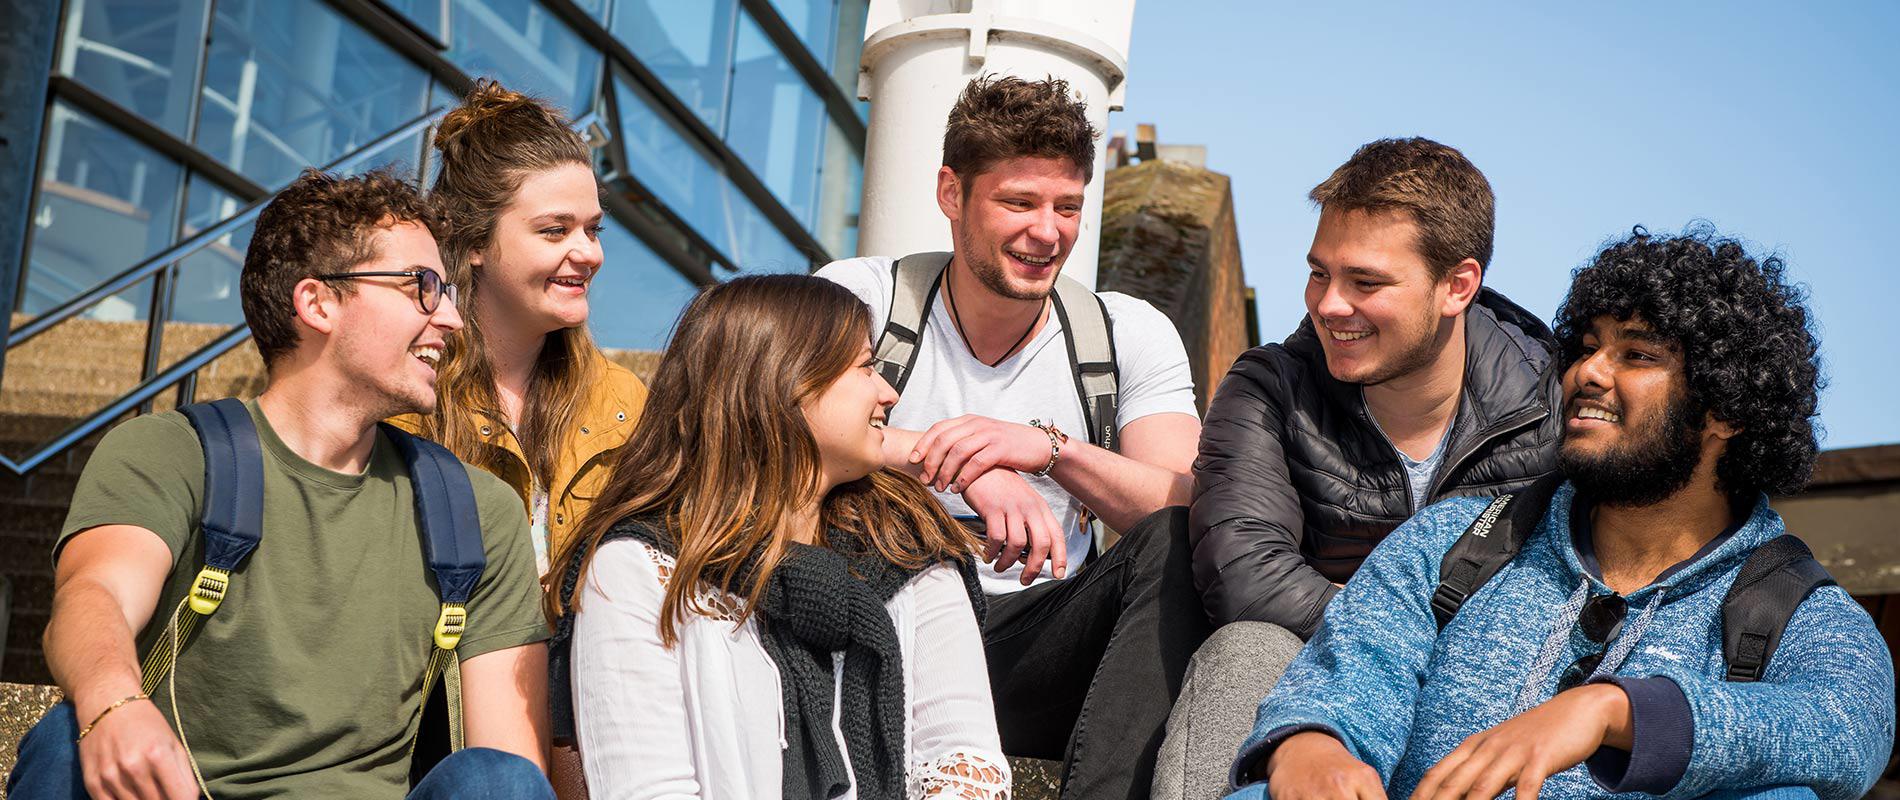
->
[391, 354, 648, 562]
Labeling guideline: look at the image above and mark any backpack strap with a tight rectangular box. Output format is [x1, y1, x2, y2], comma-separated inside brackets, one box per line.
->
[1432, 474, 1564, 630]
[383, 423, 486, 753]
[873, 252, 952, 395]
[140, 399, 266, 694]
[548, 523, 651, 743]
[1049, 275, 1120, 452]
[1721, 535, 1835, 682]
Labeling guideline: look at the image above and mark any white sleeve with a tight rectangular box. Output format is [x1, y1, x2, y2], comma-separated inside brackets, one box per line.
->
[814, 256, 896, 334]
[904, 565, 1013, 799]
[1100, 293, 1201, 426]
[572, 540, 701, 800]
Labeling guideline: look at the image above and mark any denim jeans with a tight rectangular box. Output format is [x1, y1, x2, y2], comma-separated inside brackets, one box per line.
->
[982, 506, 1213, 800]
[8, 703, 554, 800]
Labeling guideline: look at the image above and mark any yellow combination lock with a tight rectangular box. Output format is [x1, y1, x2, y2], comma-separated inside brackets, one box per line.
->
[187, 567, 231, 615]
[434, 604, 467, 650]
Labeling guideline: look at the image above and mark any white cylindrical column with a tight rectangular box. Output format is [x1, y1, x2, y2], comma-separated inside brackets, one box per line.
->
[856, 0, 1135, 288]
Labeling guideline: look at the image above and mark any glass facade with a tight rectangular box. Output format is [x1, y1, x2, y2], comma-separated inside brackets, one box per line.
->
[197, 0, 431, 188]
[16, 0, 868, 355]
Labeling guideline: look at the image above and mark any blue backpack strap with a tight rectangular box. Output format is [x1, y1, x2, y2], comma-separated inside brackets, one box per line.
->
[382, 423, 485, 754]
[141, 400, 264, 691]
[179, 399, 266, 578]
[382, 423, 485, 608]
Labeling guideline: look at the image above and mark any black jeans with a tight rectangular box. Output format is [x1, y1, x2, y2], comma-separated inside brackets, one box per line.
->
[982, 506, 1213, 800]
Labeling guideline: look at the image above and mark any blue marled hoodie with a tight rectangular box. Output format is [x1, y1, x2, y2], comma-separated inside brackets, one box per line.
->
[1234, 482, 1894, 799]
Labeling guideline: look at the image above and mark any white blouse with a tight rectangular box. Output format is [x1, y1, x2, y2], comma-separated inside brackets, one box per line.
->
[572, 538, 1012, 800]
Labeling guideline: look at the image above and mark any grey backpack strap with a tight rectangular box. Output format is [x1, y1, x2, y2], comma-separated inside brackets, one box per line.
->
[1049, 274, 1120, 452]
[873, 252, 952, 395]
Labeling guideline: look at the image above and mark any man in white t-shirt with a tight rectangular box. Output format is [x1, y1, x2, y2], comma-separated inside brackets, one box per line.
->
[817, 75, 1212, 800]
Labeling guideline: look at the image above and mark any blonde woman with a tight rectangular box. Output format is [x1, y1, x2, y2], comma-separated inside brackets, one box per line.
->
[548, 275, 1011, 799]
[398, 79, 647, 576]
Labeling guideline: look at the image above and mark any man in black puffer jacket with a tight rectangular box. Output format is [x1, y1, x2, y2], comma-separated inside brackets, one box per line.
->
[1152, 138, 1562, 800]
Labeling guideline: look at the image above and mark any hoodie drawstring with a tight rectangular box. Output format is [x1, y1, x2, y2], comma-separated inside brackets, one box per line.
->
[1513, 578, 1664, 714]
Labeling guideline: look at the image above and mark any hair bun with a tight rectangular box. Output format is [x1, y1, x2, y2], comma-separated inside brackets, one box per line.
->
[433, 78, 562, 151]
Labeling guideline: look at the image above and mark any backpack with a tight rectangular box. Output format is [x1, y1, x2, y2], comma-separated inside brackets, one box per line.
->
[1431, 475, 1837, 682]
[139, 398, 486, 789]
[871, 252, 1123, 452]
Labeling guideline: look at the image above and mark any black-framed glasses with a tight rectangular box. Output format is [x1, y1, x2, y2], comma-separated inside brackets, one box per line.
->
[1556, 592, 1628, 691]
[313, 269, 455, 313]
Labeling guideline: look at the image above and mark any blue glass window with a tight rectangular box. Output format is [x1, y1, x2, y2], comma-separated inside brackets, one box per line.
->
[195, 0, 430, 188]
[447, 0, 602, 117]
[572, 0, 611, 24]
[612, 72, 809, 273]
[766, 0, 836, 63]
[585, 222, 700, 350]
[170, 176, 253, 327]
[816, 119, 862, 258]
[727, 9, 828, 231]
[380, 0, 448, 41]
[22, 102, 184, 319]
[611, 0, 738, 133]
[57, 0, 210, 139]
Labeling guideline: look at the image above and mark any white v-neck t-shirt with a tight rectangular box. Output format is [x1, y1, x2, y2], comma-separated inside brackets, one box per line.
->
[817, 256, 1200, 593]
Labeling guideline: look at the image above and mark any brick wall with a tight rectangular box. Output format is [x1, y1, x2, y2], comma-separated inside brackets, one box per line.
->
[1097, 158, 1254, 412]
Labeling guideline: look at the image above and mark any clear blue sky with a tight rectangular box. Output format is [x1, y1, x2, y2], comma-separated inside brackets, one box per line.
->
[1113, 1, 1899, 449]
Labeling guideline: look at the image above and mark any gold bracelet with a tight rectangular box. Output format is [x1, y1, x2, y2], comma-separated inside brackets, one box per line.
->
[76, 692, 150, 742]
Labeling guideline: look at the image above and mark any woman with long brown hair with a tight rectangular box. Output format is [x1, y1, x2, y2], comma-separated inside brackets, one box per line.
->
[400, 79, 647, 576]
[546, 275, 1010, 799]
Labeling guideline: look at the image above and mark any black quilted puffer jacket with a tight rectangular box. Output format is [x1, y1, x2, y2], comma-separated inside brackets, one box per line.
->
[1189, 288, 1563, 639]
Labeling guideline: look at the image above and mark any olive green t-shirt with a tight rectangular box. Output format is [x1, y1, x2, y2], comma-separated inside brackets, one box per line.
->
[57, 401, 547, 799]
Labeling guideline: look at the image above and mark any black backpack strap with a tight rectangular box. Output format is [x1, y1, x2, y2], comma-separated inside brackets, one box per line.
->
[872, 252, 952, 395]
[383, 423, 486, 753]
[1432, 475, 1564, 630]
[549, 523, 651, 742]
[1049, 275, 1121, 452]
[1722, 535, 1835, 682]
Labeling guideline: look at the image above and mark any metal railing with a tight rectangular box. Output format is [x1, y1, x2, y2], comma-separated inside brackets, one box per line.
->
[0, 105, 454, 476]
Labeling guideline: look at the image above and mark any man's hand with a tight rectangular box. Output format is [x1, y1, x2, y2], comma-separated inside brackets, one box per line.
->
[959, 468, 1067, 583]
[76, 697, 199, 800]
[911, 415, 1053, 492]
[1409, 683, 1632, 800]
[1265, 730, 1387, 800]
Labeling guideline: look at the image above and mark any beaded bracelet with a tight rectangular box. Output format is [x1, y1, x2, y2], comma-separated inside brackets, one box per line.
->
[77, 692, 150, 742]
[1029, 419, 1066, 477]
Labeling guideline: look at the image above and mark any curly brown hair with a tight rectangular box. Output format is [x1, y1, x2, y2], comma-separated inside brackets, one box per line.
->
[240, 167, 445, 366]
[1309, 137, 1495, 281]
[942, 75, 1098, 184]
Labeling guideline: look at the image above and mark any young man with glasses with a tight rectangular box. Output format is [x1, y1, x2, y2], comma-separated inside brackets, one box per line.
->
[1226, 227, 1892, 800]
[8, 169, 555, 800]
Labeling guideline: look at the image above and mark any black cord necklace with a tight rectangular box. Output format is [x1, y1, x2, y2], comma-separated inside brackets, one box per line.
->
[945, 270, 1043, 368]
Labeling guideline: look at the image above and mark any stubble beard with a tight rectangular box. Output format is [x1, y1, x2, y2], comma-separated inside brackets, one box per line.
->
[958, 226, 1055, 302]
[1350, 303, 1447, 387]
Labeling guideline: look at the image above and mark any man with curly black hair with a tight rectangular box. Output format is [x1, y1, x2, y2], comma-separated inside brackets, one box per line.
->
[1226, 226, 1892, 800]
